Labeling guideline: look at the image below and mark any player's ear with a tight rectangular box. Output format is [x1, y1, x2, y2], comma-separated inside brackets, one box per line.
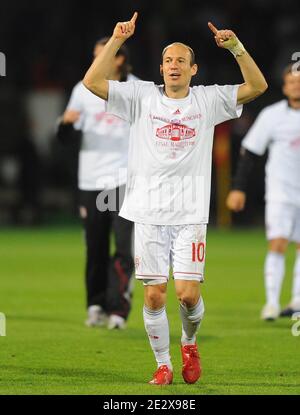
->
[160, 64, 163, 77]
[191, 64, 198, 77]
[282, 82, 287, 98]
[116, 54, 125, 67]
[282, 73, 290, 97]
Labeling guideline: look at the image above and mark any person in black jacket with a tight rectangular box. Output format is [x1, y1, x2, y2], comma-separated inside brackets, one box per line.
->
[57, 38, 136, 329]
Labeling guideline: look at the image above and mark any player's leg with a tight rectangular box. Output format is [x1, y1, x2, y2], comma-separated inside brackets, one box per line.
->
[175, 280, 204, 345]
[173, 224, 206, 384]
[262, 239, 288, 320]
[280, 210, 300, 316]
[261, 238, 288, 321]
[143, 281, 173, 384]
[144, 282, 173, 386]
[135, 223, 173, 384]
[80, 190, 110, 326]
[262, 202, 291, 320]
[106, 190, 134, 328]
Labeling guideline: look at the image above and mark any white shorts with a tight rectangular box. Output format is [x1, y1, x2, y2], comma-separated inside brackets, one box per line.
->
[134, 223, 207, 285]
[265, 202, 300, 242]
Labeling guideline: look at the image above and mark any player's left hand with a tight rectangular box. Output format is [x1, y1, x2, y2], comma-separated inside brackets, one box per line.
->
[208, 22, 239, 50]
[226, 190, 246, 212]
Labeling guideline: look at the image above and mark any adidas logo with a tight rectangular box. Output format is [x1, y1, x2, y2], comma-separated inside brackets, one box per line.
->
[173, 109, 181, 115]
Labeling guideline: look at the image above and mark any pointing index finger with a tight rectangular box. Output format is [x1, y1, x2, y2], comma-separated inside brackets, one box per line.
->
[208, 21, 218, 34]
[130, 11, 138, 24]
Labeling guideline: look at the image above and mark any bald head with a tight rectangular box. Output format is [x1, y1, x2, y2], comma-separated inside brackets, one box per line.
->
[160, 42, 198, 98]
[162, 42, 195, 66]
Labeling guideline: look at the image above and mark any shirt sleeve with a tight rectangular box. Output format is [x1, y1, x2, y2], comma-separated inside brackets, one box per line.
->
[66, 83, 84, 130]
[107, 80, 136, 123]
[241, 108, 272, 155]
[201, 84, 243, 128]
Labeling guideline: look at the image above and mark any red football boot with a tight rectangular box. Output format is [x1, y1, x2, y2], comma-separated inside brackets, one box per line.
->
[181, 344, 202, 384]
[148, 365, 173, 385]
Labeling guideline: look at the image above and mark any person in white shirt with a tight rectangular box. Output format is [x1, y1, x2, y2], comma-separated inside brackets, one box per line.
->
[83, 12, 267, 385]
[227, 64, 300, 321]
[57, 38, 136, 330]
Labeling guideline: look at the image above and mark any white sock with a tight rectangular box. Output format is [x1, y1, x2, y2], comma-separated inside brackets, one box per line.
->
[264, 251, 285, 308]
[180, 297, 205, 345]
[88, 305, 101, 313]
[291, 250, 300, 308]
[143, 305, 172, 370]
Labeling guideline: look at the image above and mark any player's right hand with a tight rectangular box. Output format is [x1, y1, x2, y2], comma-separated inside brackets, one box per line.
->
[63, 110, 81, 124]
[226, 190, 246, 212]
[112, 12, 138, 42]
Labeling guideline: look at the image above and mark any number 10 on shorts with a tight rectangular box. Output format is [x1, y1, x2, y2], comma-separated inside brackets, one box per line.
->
[192, 242, 205, 262]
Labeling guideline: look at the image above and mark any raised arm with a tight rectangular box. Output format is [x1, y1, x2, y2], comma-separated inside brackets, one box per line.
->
[83, 12, 138, 100]
[208, 22, 268, 104]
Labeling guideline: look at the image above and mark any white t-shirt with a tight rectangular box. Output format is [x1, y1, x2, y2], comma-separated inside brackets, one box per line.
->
[242, 100, 300, 207]
[66, 74, 137, 190]
[107, 80, 242, 225]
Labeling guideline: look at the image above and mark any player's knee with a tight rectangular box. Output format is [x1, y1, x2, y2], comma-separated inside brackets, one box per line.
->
[269, 238, 288, 254]
[176, 281, 200, 308]
[177, 292, 200, 308]
[144, 286, 166, 310]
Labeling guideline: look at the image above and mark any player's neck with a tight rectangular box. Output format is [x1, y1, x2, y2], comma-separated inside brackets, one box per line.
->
[164, 85, 190, 99]
[108, 68, 122, 81]
[110, 73, 121, 81]
[288, 99, 300, 110]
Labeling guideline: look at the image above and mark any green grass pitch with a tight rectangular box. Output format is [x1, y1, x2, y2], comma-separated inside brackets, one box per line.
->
[0, 225, 299, 395]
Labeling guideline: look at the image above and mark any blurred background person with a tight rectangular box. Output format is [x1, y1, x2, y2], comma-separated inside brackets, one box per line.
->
[0, 85, 41, 225]
[56, 38, 136, 329]
[227, 64, 300, 321]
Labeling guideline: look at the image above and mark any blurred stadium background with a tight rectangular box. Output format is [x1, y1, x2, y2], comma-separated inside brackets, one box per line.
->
[1, 0, 300, 395]
[0, 0, 299, 226]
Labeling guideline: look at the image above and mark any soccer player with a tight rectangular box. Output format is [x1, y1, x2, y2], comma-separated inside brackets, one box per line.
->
[83, 12, 267, 384]
[227, 64, 300, 321]
[57, 38, 136, 330]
